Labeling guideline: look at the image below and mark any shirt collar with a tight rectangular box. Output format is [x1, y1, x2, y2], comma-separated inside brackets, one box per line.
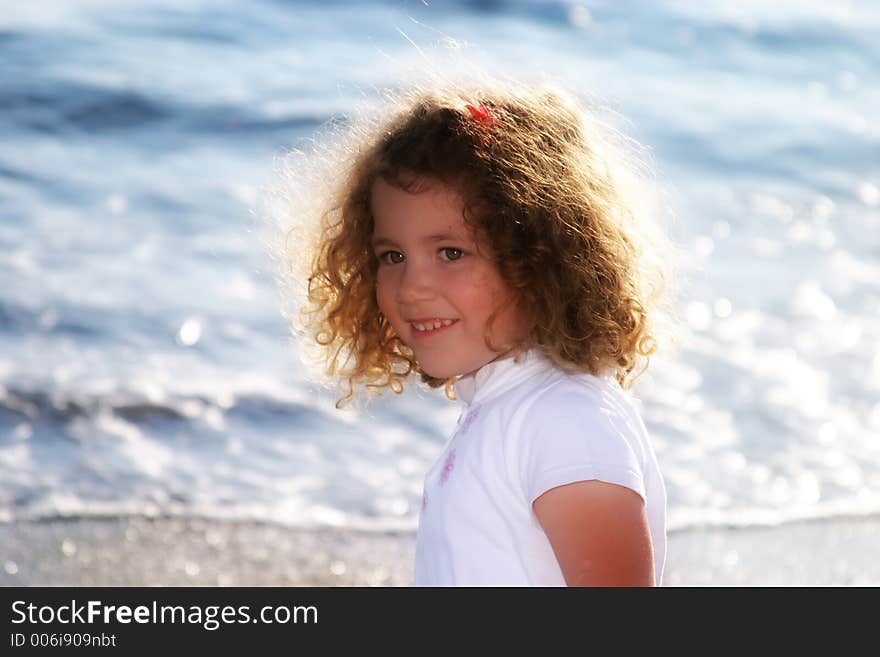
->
[452, 347, 553, 407]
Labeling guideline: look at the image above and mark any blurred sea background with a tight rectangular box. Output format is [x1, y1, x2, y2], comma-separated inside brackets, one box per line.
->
[1, 0, 878, 585]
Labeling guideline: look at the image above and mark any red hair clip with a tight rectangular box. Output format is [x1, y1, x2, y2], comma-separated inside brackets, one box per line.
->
[465, 104, 496, 127]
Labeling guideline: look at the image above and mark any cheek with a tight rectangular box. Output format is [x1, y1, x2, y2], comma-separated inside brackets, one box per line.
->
[470, 270, 523, 333]
[464, 268, 509, 310]
[375, 272, 401, 323]
[375, 276, 392, 313]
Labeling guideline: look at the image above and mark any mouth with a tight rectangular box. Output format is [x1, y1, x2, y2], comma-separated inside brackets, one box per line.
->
[409, 318, 459, 337]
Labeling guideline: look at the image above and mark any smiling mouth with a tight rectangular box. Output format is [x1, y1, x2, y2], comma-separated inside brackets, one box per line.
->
[410, 319, 459, 336]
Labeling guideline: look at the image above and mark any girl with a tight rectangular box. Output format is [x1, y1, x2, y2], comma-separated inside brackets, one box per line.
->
[282, 79, 676, 586]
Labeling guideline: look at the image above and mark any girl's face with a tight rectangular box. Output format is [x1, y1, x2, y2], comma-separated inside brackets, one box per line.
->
[371, 177, 527, 380]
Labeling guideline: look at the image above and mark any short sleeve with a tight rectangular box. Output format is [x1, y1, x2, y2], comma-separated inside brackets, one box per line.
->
[519, 384, 647, 506]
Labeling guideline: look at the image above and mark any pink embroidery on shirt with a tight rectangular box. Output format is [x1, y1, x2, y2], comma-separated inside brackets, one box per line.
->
[460, 407, 481, 434]
[421, 492, 427, 511]
[439, 448, 456, 485]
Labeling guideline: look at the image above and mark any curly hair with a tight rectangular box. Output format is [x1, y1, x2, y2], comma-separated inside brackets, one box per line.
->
[275, 78, 678, 409]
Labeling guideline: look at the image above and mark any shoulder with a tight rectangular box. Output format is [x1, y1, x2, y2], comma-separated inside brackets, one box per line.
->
[511, 370, 651, 503]
[518, 370, 645, 446]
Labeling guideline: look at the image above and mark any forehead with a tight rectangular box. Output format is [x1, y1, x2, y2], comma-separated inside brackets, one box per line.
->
[370, 177, 470, 238]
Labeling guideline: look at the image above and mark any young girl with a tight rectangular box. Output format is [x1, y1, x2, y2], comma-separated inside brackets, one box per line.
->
[282, 79, 676, 586]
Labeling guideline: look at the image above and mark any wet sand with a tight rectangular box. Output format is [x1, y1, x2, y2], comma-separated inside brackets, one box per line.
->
[1, 514, 877, 586]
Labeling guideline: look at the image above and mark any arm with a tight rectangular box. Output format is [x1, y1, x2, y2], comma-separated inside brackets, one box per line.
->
[532, 480, 655, 587]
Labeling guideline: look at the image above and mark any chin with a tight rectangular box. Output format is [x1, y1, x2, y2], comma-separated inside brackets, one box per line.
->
[420, 355, 491, 380]
[419, 364, 454, 380]
[416, 358, 463, 380]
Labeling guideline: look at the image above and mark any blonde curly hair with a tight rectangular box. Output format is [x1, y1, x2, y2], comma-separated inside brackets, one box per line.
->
[275, 78, 679, 409]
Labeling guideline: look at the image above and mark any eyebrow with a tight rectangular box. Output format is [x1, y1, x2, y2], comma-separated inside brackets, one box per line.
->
[371, 233, 467, 248]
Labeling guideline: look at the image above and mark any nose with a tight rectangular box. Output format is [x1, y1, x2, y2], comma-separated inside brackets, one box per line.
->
[395, 260, 437, 304]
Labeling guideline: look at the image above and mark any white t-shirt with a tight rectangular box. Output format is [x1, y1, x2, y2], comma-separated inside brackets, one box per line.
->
[413, 347, 667, 586]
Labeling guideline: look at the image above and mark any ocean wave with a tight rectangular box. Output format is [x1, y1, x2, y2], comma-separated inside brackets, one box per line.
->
[0, 84, 169, 133]
[0, 384, 315, 429]
[0, 79, 325, 138]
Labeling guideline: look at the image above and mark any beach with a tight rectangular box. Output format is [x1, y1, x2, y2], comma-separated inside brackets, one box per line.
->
[2, 514, 877, 587]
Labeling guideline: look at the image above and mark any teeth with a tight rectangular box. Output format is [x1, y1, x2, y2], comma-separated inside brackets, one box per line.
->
[413, 319, 455, 331]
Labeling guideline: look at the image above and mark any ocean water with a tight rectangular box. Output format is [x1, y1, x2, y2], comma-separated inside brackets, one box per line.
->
[1, 0, 878, 533]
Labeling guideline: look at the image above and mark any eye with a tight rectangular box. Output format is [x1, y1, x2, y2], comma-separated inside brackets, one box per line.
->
[377, 250, 404, 265]
[440, 247, 464, 262]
